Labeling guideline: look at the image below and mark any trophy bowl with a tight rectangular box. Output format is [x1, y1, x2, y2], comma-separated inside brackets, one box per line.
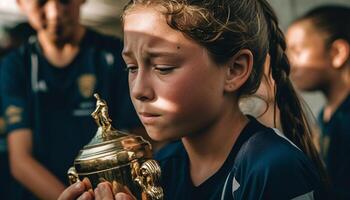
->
[67, 94, 163, 200]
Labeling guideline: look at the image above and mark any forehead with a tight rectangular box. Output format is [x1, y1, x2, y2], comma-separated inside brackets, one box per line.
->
[287, 20, 327, 46]
[124, 6, 180, 41]
[123, 6, 203, 53]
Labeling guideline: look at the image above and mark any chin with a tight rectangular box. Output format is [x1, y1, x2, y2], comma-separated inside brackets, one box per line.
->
[294, 83, 318, 92]
[145, 127, 178, 142]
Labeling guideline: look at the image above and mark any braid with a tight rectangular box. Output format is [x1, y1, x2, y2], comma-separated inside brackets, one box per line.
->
[258, 0, 329, 186]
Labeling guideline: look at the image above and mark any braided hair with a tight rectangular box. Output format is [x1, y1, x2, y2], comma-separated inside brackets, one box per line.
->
[258, 0, 328, 186]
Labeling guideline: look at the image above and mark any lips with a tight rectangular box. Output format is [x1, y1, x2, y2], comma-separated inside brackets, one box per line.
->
[138, 112, 161, 124]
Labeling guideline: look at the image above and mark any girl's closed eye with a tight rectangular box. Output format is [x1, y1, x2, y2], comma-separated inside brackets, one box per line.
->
[154, 65, 177, 75]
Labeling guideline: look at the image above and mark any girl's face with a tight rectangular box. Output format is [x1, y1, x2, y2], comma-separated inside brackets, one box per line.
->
[286, 20, 334, 91]
[123, 6, 230, 141]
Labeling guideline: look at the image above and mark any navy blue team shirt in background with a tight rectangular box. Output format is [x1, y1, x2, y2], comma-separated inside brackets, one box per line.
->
[318, 94, 350, 200]
[0, 29, 141, 200]
[156, 116, 327, 200]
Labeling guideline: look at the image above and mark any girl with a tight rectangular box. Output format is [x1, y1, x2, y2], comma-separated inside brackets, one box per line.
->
[286, 5, 350, 200]
[59, 0, 328, 199]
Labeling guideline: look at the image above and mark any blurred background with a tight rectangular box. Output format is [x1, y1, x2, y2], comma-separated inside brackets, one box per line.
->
[1, 0, 349, 116]
[0, 0, 349, 199]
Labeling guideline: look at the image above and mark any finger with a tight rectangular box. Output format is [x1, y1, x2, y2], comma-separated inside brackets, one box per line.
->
[115, 193, 135, 200]
[82, 177, 94, 197]
[112, 181, 126, 194]
[77, 191, 94, 200]
[82, 177, 93, 190]
[57, 182, 85, 200]
[95, 182, 114, 200]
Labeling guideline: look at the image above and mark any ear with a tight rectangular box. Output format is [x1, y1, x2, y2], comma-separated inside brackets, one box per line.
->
[330, 39, 350, 69]
[224, 49, 253, 92]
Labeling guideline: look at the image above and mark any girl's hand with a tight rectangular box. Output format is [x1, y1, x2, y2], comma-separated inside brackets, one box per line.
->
[95, 182, 135, 200]
[58, 178, 93, 200]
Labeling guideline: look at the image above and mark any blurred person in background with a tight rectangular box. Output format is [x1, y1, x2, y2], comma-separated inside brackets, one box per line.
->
[0, 22, 35, 200]
[286, 5, 350, 200]
[0, 0, 142, 199]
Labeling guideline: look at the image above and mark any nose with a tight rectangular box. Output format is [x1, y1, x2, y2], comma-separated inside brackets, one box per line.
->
[45, 1, 63, 21]
[130, 70, 155, 102]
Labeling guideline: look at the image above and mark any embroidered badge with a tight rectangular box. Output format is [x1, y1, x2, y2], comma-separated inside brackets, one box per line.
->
[5, 105, 23, 124]
[78, 74, 96, 98]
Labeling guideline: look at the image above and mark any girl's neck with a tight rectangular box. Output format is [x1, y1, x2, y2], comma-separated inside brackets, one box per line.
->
[323, 68, 350, 122]
[38, 26, 86, 68]
[182, 106, 248, 186]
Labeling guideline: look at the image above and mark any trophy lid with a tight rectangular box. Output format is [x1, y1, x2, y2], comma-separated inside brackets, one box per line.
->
[73, 94, 152, 173]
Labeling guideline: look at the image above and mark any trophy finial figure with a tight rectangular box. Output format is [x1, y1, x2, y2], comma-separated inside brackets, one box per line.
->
[91, 93, 114, 136]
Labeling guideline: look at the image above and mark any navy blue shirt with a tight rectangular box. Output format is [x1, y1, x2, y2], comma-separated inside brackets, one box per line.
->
[0, 58, 12, 200]
[1, 29, 140, 199]
[156, 117, 326, 200]
[318, 94, 350, 200]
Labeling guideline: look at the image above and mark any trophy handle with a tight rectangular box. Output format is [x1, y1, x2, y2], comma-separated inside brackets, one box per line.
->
[132, 160, 164, 200]
[67, 166, 80, 185]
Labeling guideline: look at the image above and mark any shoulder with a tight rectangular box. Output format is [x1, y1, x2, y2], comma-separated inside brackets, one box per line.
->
[1, 43, 29, 64]
[230, 127, 324, 199]
[0, 41, 34, 76]
[235, 117, 305, 168]
[337, 95, 350, 123]
[241, 128, 304, 164]
[236, 128, 317, 181]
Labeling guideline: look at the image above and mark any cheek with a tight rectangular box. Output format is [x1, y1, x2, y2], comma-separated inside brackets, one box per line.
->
[27, 12, 44, 29]
[161, 72, 222, 120]
[294, 48, 330, 69]
[291, 67, 328, 91]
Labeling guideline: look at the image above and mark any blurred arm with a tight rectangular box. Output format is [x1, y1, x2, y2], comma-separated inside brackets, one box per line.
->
[8, 129, 65, 200]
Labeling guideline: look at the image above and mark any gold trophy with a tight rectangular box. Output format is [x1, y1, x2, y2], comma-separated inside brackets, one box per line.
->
[67, 93, 163, 200]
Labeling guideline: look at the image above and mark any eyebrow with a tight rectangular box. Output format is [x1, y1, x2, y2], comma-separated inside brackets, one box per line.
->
[122, 50, 178, 59]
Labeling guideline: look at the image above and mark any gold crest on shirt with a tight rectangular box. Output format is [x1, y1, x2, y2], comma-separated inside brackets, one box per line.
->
[78, 74, 96, 98]
[5, 105, 23, 124]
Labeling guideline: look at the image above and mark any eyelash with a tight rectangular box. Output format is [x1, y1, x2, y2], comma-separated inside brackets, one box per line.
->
[125, 65, 138, 74]
[125, 65, 176, 75]
[154, 66, 176, 75]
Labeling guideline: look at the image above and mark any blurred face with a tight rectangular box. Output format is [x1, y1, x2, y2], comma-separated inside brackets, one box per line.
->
[286, 20, 333, 91]
[18, 0, 84, 43]
[123, 6, 229, 141]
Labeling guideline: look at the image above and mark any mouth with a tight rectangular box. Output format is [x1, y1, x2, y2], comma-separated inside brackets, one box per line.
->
[138, 112, 161, 124]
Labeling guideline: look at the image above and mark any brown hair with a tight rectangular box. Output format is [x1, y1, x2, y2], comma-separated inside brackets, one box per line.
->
[124, 0, 328, 185]
[294, 5, 350, 48]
